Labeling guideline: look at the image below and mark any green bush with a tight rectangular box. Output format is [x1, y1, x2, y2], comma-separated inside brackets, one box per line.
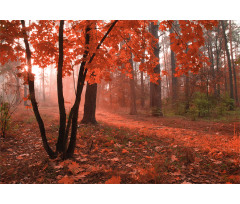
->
[187, 92, 235, 119]
[189, 92, 212, 118]
[174, 102, 187, 115]
[220, 94, 235, 111]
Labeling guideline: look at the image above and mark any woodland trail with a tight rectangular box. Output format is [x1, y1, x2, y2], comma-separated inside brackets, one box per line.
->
[1, 106, 239, 184]
[96, 110, 240, 155]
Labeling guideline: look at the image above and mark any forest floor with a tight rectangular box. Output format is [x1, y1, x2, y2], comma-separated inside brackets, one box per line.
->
[0, 105, 239, 184]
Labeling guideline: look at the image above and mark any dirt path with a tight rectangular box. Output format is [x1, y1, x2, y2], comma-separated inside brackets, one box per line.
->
[96, 110, 240, 154]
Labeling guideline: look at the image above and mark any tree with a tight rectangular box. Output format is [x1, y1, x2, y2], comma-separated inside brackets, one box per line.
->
[0, 20, 219, 159]
[229, 20, 239, 105]
[129, 52, 137, 115]
[149, 22, 163, 116]
[169, 24, 178, 106]
[19, 20, 118, 158]
[221, 20, 234, 105]
[81, 82, 97, 124]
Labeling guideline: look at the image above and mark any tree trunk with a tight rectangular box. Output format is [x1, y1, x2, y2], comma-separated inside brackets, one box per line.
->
[24, 84, 28, 106]
[109, 80, 113, 108]
[207, 31, 217, 96]
[229, 20, 239, 105]
[42, 68, 45, 101]
[56, 20, 67, 153]
[21, 20, 118, 159]
[129, 53, 137, 115]
[149, 22, 163, 116]
[215, 25, 221, 97]
[21, 20, 56, 158]
[162, 38, 170, 99]
[15, 73, 21, 103]
[170, 27, 178, 105]
[185, 74, 190, 112]
[72, 65, 77, 95]
[64, 23, 91, 158]
[221, 20, 234, 104]
[66, 20, 118, 158]
[81, 82, 97, 124]
[49, 64, 52, 97]
[223, 51, 228, 93]
[140, 70, 145, 108]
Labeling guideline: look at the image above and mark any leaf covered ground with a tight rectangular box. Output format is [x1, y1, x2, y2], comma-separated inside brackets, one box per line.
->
[0, 106, 239, 184]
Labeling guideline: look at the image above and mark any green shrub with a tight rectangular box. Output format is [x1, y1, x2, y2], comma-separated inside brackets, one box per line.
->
[189, 92, 212, 118]
[220, 94, 235, 111]
[187, 92, 235, 119]
[174, 102, 187, 115]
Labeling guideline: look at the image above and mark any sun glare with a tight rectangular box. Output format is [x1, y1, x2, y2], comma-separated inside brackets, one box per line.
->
[32, 65, 41, 75]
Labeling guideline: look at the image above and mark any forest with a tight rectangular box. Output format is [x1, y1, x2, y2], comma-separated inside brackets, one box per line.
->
[0, 19, 239, 185]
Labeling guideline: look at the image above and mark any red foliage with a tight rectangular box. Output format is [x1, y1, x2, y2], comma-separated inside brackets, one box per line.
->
[0, 20, 218, 84]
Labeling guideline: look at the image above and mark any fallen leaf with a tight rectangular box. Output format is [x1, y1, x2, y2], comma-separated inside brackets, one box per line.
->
[105, 176, 121, 184]
[42, 164, 48, 171]
[58, 175, 74, 184]
[16, 155, 23, 160]
[110, 157, 119, 162]
[171, 155, 178, 162]
[87, 165, 100, 172]
[171, 170, 181, 176]
[37, 177, 44, 183]
[79, 158, 88, 162]
[229, 175, 240, 182]
[229, 159, 238, 164]
[122, 149, 129, 154]
[213, 160, 222, 165]
[68, 161, 84, 174]
[175, 177, 181, 181]
[74, 172, 90, 181]
[181, 181, 192, 184]
[54, 165, 64, 169]
[114, 143, 122, 148]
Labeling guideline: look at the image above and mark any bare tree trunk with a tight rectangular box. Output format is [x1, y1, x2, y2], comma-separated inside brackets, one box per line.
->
[207, 31, 217, 96]
[24, 85, 28, 106]
[15, 73, 21, 103]
[223, 51, 228, 93]
[42, 68, 45, 101]
[221, 20, 234, 104]
[81, 82, 97, 124]
[170, 27, 178, 105]
[72, 65, 77, 95]
[129, 53, 137, 115]
[149, 22, 162, 116]
[119, 72, 126, 107]
[185, 74, 190, 112]
[229, 20, 239, 105]
[215, 24, 222, 97]
[109, 81, 113, 108]
[97, 83, 101, 107]
[56, 20, 67, 153]
[162, 39, 170, 99]
[140, 70, 145, 108]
